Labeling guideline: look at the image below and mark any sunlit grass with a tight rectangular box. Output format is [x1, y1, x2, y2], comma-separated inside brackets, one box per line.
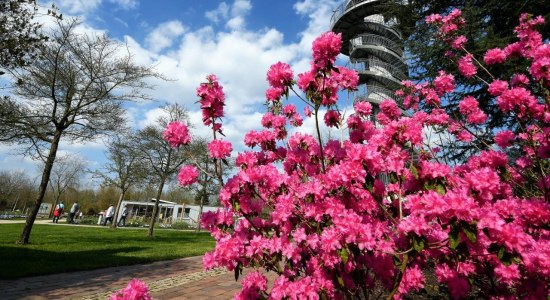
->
[0, 224, 214, 279]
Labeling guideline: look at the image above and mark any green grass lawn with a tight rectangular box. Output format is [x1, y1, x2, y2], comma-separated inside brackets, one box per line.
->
[0, 224, 215, 279]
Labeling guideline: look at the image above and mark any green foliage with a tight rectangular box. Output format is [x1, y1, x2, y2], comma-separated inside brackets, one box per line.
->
[170, 221, 194, 230]
[379, 0, 550, 161]
[0, 224, 214, 279]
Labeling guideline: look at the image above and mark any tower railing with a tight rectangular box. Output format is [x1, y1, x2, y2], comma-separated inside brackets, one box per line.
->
[350, 34, 404, 57]
[354, 84, 402, 105]
[330, 0, 379, 28]
[350, 58, 407, 81]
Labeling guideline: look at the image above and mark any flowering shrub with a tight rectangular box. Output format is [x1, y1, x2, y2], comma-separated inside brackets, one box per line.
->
[166, 11, 549, 300]
[110, 278, 152, 300]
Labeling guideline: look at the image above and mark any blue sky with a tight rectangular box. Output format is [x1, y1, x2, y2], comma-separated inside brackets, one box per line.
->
[0, 0, 344, 185]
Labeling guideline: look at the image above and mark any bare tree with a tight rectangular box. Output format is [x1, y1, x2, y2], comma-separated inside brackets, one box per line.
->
[96, 132, 145, 228]
[134, 104, 190, 237]
[47, 153, 85, 218]
[0, 18, 163, 244]
[183, 136, 233, 231]
[0, 170, 34, 212]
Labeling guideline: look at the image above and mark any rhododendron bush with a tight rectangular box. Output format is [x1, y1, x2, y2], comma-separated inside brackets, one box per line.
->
[165, 11, 548, 300]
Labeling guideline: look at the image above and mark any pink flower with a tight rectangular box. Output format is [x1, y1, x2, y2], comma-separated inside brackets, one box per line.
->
[484, 48, 507, 64]
[266, 87, 284, 101]
[283, 104, 297, 117]
[458, 54, 477, 78]
[110, 278, 152, 300]
[397, 265, 425, 295]
[197, 75, 225, 130]
[354, 101, 372, 117]
[425, 13, 442, 24]
[303, 106, 312, 117]
[324, 110, 341, 127]
[494, 263, 521, 286]
[487, 80, 508, 96]
[207, 139, 232, 159]
[511, 74, 529, 87]
[433, 71, 455, 95]
[297, 70, 317, 93]
[494, 130, 515, 148]
[267, 62, 293, 89]
[163, 122, 191, 148]
[459, 96, 487, 125]
[451, 35, 467, 50]
[178, 165, 199, 186]
[530, 44, 550, 81]
[311, 31, 342, 70]
[335, 66, 359, 90]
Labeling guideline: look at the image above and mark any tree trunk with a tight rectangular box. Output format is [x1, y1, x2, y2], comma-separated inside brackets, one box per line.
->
[196, 186, 206, 232]
[148, 179, 165, 237]
[18, 130, 62, 244]
[111, 190, 126, 229]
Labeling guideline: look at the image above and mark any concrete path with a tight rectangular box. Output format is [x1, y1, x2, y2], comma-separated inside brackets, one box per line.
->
[0, 256, 249, 300]
[0, 219, 256, 299]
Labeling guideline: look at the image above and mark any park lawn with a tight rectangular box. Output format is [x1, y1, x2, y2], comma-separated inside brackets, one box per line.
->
[0, 224, 215, 279]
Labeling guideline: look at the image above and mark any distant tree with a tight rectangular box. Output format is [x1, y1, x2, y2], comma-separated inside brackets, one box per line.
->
[182, 136, 233, 230]
[134, 104, 190, 237]
[0, 170, 34, 211]
[0, 0, 60, 74]
[0, 18, 163, 244]
[47, 153, 85, 218]
[377, 0, 549, 161]
[97, 132, 145, 228]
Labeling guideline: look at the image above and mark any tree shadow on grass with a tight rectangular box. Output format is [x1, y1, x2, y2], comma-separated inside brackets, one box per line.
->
[0, 245, 150, 279]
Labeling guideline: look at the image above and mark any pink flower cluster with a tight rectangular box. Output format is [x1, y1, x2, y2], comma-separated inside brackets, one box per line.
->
[197, 74, 225, 133]
[177, 165, 199, 186]
[163, 121, 191, 148]
[266, 62, 294, 101]
[110, 278, 151, 300]
[311, 32, 342, 69]
[207, 139, 232, 159]
[196, 11, 549, 300]
[458, 96, 487, 124]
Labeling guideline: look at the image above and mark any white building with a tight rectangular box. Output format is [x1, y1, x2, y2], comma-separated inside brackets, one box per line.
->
[119, 199, 220, 226]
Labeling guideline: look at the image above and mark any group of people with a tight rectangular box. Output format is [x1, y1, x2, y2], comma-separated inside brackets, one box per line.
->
[52, 202, 128, 226]
[102, 204, 128, 227]
[52, 201, 81, 224]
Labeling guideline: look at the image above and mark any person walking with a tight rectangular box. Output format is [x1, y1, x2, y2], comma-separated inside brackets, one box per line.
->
[69, 201, 79, 224]
[118, 205, 128, 227]
[103, 205, 115, 226]
[52, 202, 64, 223]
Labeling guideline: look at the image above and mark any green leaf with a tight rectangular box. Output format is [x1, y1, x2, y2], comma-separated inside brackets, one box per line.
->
[463, 223, 477, 243]
[410, 165, 419, 179]
[497, 246, 505, 260]
[339, 248, 349, 263]
[435, 183, 446, 195]
[234, 263, 242, 281]
[449, 224, 460, 250]
[337, 275, 345, 287]
[413, 236, 425, 252]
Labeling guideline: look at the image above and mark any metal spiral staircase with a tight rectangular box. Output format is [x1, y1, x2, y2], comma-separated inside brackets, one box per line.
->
[331, 0, 407, 108]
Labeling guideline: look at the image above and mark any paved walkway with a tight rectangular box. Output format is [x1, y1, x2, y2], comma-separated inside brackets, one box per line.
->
[0, 256, 249, 300]
[0, 219, 260, 299]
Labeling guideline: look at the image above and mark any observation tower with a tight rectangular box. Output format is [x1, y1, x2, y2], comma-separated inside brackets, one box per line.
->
[330, 0, 407, 109]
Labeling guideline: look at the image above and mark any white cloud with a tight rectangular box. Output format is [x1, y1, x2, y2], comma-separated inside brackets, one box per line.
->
[144, 21, 186, 53]
[56, 0, 103, 15]
[204, 0, 251, 31]
[56, 0, 138, 15]
[205, 2, 229, 23]
[108, 0, 138, 10]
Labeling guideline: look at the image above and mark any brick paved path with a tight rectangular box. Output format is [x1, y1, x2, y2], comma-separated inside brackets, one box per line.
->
[0, 256, 251, 300]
